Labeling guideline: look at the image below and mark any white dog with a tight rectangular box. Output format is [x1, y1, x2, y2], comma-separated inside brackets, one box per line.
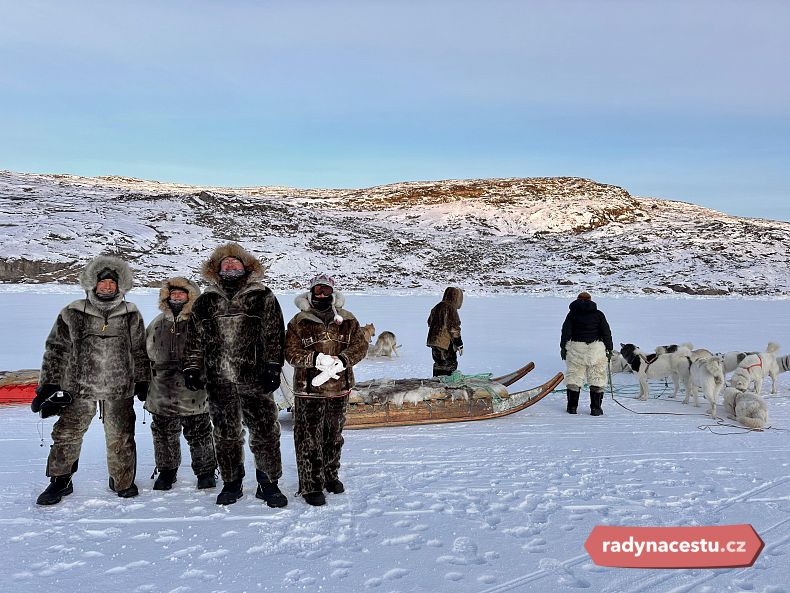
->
[732, 342, 780, 395]
[370, 331, 400, 358]
[721, 380, 768, 429]
[619, 343, 693, 401]
[687, 356, 725, 417]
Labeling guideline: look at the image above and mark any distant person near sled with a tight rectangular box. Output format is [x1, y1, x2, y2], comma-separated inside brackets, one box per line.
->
[145, 277, 217, 491]
[560, 291, 613, 416]
[183, 243, 287, 507]
[32, 255, 150, 505]
[427, 287, 464, 376]
[284, 274, 369, 506]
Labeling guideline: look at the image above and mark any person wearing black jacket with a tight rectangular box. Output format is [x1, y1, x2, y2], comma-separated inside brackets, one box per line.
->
[560, 292, 613, 416]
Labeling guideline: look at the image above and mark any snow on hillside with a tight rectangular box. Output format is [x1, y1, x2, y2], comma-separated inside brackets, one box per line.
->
[1, 293, 789, 593]
[2, 170, 790, 296]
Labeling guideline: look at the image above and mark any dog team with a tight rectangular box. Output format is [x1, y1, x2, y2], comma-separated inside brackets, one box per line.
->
[29, 243, 464, 507]
[612, 340, 779, 428]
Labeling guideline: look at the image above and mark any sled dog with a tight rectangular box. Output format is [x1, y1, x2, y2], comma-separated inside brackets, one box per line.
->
[619, 343, 692, 401]
[732, 342, 780, 395]
[362, 323, 376, 345]
[371, 331, 400, 358]
[721, 385, 768, 429]
[687, 356, 725, 417]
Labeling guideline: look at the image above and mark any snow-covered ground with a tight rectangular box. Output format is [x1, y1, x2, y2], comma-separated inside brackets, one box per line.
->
[1, 290, 789, 592]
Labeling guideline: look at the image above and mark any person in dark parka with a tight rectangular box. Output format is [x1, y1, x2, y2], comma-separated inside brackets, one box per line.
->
[183, 243, 287, 507]
[32, 255, 150, 505]
[426, 287, 464, 376]
[145, 277, 217, 491]
[560, 291, 613, 416]
[284, 273, 369, 506]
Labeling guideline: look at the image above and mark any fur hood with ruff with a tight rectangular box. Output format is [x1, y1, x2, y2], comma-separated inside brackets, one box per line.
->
[294, 290, 348, 325]
[442, 286, 464, 309]
[79, 255, 134, 310]
[201, 242, 265, 286]
[158, 277, 201, 320]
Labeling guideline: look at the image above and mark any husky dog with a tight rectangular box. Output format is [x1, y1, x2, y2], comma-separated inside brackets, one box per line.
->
[609, 351, 632, 375]
[732, 342, 780, 395]
[619, 343, 693, 401]
[371, 331, 400, 358]
[721, 384, 768, 429]
[687, 356, 725, 417]
[361, 323, 376, 345]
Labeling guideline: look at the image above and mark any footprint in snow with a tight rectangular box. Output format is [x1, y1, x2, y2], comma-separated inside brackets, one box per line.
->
[539, 558, 591, 588]
[436, 537, 486, 565]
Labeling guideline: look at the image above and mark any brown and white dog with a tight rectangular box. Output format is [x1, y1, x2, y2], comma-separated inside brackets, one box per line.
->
[361, 323, 376, 345]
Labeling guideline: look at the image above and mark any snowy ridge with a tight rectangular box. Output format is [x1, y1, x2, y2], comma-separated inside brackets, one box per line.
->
[2, 170, 789, 296]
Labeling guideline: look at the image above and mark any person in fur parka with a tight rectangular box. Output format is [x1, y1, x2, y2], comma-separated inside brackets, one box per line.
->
[560, 291, 613, 416]
[145, 277, 217, 491]
[284, 273, 369, 506]
[427, 287, 464, 376]
[183, 243, 287, 507]
[32, 255, 150, 505]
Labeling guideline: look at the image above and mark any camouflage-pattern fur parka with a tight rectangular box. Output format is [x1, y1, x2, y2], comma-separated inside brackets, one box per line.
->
[39, 255, 150, 400]
[183, 243, 285, 386]
[145, 277, 208, 416]
[285, 291, 369, 396]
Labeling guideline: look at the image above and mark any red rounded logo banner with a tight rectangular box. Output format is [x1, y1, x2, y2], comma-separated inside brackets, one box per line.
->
[584, 525, 764, 569]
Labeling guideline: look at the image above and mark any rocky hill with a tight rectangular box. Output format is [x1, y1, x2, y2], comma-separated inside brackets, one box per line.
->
[1, 170, 788, 296]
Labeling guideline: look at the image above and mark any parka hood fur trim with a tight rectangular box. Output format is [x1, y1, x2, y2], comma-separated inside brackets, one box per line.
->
[201, 242, 265, 285]
[158, 277, 201, 318]
[294, 291, 351, 324]
[80, 255, 134, 295]
[442, 286, 464, 309]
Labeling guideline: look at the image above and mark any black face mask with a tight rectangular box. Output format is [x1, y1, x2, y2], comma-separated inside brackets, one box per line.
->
[95, 290, 118, 302]
[168, 300, 185, 314]
[219, 269, 245, 281]
[311, 296, 332, 311]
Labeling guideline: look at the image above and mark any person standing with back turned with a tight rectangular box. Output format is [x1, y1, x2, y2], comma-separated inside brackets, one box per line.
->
[560, 291, 613, 416]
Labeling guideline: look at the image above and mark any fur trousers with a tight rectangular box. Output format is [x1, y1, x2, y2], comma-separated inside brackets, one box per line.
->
[431, 346, 458, 376]
[150, 412, 217, 476]
[565, 340, 608, 390]
[47, 397, 137, 490]
[293, 394, 348, 494]
[207, 383, 283, 483]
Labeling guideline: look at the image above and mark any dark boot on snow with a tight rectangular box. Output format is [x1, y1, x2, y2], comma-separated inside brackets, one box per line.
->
[590, 387, 604, 416]
[255, 470, 287, 508]
[216, 479, 244, 505]
[197, 472, 217, 489]
[325, 479, 345, 494]
[566, 388, 580, 414]
[303, 491, 326, 506]
[109, 477, 139, 498]
[36, 475, 73, 505]
[153, 468, 178, 491]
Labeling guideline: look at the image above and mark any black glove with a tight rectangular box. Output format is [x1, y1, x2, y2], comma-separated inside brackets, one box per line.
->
[262, 364, 281, 393]
[134, 381, 149, 402]
[561, 347, 567, 361]
[452, 337, 464, 356]
[31, 384, 59, 413]
[32, 384, 72, 418]
[184, 368, 204, 392]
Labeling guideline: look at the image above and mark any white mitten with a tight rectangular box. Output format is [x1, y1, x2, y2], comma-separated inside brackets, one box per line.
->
[312, 355, 346, 387]
[315, 353, 336, 371]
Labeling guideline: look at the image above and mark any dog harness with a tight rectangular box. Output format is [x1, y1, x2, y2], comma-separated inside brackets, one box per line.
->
[743, 355, 763, 371]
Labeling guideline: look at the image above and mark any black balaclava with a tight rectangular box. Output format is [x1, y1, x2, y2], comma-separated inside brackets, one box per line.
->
[94, 267, 120, 301]
[218, 258, 247, 295]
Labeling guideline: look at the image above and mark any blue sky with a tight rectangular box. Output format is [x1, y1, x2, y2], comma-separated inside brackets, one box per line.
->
[1, 0, 788, 220]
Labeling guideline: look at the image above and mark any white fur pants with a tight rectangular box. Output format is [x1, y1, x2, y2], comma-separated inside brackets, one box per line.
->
[565, 341, 607, 390]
